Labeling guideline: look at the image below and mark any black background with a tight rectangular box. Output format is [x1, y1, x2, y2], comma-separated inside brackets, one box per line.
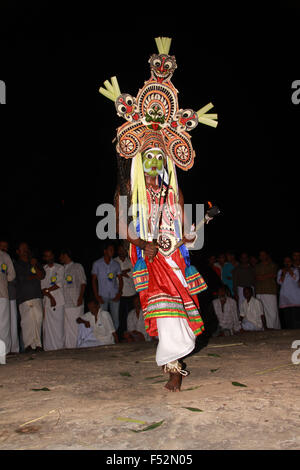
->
[1, 2, 299, 273]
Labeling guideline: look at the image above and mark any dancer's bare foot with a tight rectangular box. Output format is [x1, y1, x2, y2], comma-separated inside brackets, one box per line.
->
[164, 372, 182, 392]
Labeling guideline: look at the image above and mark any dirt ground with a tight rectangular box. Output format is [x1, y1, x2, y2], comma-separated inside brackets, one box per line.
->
[1, 329, 300, 450]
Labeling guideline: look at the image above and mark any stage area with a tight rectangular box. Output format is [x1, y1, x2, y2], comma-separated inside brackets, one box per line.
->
[1, 330, 300, 450]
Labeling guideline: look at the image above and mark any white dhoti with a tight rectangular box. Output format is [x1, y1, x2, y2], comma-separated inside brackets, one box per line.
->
[43, 305, 65, 351]
[156, 317, 196, 366]
[77, 324, 102, 348]
[10, 299, 19, 353]
[0, 298, 11, 353]
[64, 305, 84, 348]
[19, 298, 43, 349]
[155, 257, 196, 367]
[256, 294, 281, 329]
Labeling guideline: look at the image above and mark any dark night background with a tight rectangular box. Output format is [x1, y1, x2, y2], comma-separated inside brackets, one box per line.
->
[1, 3, 299, 275]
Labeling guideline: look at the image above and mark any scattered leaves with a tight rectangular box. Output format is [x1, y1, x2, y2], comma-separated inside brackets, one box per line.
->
[207, 353, 221, 357]
[182, 407, 203, 412]
[117, 417, 147, 424]
[120, 372, 132, 377]
[210, 369, 219, 373]
[232, 381, 247, 387]
[183, 386, 200, 391]
[131, 420, 164, 433]
[15, 426, 40, 434]
[31, 387, 51, 392]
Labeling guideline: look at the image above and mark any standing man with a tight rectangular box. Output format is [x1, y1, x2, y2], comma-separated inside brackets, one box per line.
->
[0, 243, 16, 354]
[255, 250, 281, 329]
[14, 242, 45, 352]
[59, 249, 87, 349]
[232, 252, 256, 311]
[114, 242, 136, 339]
[222, 251, 238, 296]
[41, 249, 65, 351]
[292, 250, 300, 287]
[91, 241, 123, 332]
[0, 239, 19, 353]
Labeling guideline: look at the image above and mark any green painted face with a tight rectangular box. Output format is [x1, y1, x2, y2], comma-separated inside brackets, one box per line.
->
[142, 149, 164, 177]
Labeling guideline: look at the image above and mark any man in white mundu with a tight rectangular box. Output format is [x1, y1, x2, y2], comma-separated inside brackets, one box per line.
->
[60, 249, 87, 348]
[41, 249, 65, 351]
[0, 239, 19, 353]
[0, 248, 16, 354]
[15, 243, 45, 352]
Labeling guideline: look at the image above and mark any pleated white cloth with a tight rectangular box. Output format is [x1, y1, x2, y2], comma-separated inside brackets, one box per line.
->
[19, 298, 43, 349]
[0, 298, 11, 353]
[43, 305, 65, 351]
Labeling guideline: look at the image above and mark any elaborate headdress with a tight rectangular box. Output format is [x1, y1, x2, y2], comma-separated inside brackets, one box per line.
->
[99, 36, 218, 172]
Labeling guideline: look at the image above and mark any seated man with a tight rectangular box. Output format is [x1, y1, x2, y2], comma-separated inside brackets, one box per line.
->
[76, 299, 119, 348]
[240, 286, 267, 331]
[124, 295, 151, 343]
[212, 286, 241, 336]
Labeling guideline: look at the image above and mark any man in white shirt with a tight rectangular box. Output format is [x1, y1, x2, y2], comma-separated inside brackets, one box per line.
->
[0, 246, 16, 354]
[59, 249, 87, 348]
[212, 286, 241, 336]
[0, 239, 19, 353]
[240, 286, 266, 331]
[41, 249, 65, 351]
[76, 299, 119, 347]
[114, 243, 137, 340]
[124, 295, 151, 342]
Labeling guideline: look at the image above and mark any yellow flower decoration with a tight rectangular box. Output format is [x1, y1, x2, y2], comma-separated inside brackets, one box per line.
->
[1, 263, 7, 273]
[108, 272, 114, 280]
[50, 275, 57, 285]
[31, 266, 36, 274]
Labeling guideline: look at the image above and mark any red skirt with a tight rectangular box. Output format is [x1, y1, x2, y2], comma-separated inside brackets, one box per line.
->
[130, 245, 205, 338]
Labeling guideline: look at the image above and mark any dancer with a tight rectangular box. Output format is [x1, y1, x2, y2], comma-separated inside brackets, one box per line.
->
[99, 37, 217, 391]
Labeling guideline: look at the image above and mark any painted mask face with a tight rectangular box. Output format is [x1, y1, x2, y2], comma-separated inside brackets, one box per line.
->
[149, 54, 177, 82]
[142, 149, 164, 177]
[115, 93, 138, 121]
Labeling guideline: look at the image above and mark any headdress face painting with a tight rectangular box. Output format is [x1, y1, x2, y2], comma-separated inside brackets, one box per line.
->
[99, 37, 218, 171]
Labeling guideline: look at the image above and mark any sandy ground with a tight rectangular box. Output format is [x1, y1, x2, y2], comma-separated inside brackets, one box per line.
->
[1, 329, 300, 450]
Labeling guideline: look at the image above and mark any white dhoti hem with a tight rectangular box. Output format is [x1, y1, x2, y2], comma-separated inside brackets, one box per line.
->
[256, 294, 281, 329]
[10, 300, 19, 353]
[0, 298, 11, 353]
[43, 305, 65, 351]
[19, 298, 43, 349]
[241, 318, 264, 331]
[156, 317, 196, 367]
[77, 324, 102, 348]
[64, 305, 84, 348]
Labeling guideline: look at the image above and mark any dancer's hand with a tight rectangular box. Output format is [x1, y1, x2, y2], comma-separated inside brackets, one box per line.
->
[145, 242, 158, 262]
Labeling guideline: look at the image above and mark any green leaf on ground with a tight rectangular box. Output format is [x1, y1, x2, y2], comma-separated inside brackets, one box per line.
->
[232, 381, 247, 387]
[120, 372, 132, 377]
[182, 407, 203, 412]
[117, 417, 147, 424]
[131, 420, 164, 433]
[210, 368, 219, 373]
[207, 353, 221, 357]
[31, 387, 51, 392]
[145, 375, 162, 380]
[183, 386, 200, 391]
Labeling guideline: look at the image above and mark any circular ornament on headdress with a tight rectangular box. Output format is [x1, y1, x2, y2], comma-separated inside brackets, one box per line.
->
[163, 127, 195, 170]
[116, 122, 145, 158]
[137, 82, 178, 125]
